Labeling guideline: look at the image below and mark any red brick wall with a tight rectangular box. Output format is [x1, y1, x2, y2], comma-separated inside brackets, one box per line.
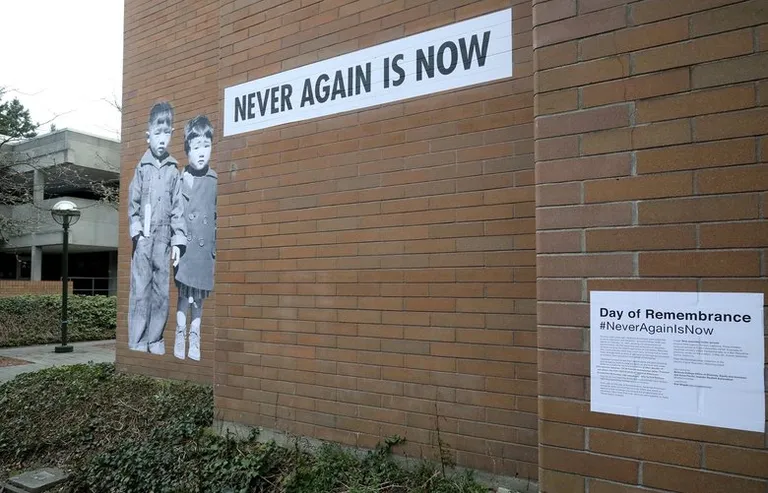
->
[120, 0, 768, 487]
[534, 0, 768, 491]
[214, 0, 535, 479]
[119, 0, 535, 478]
[210, 0, 537, 478]
[0, 280, 72, 297]
[117, 0, 219, 383]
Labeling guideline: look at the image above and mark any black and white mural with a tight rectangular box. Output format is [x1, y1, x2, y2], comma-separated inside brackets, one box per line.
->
[125, 8, 512, 360]
[128, 102, 217, 361]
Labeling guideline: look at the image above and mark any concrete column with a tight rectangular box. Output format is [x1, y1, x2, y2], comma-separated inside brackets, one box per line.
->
[30, 246, 42, 281]
[31, 165, 46, 281]
[108, 250, 118, 296]
[33, 169, 44, 205]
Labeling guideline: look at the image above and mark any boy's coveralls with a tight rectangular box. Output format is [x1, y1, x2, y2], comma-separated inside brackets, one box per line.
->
[128, 149, 186, 352]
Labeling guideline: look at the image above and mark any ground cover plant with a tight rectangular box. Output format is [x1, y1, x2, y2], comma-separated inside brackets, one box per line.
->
[0, 363, 490, 492]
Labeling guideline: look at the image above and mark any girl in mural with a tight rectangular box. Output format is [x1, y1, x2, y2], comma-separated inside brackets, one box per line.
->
[173, 115, 217, 361]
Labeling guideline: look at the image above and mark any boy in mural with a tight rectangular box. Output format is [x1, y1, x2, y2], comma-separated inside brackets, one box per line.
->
[173, 115, 217, 361]
[128, 102, 186, 354]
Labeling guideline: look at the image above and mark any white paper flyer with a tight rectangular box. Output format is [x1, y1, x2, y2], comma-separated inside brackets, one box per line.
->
[590, 291, 765, 432]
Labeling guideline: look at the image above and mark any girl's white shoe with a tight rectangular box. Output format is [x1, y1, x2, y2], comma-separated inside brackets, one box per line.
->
[188, 321, 201, 361]
[188, 335, 200, 361]
[174, 326, 186, 360]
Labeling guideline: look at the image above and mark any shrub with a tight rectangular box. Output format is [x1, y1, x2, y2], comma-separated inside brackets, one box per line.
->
[0, 363, 212, 490]
[83, 431, 487, 493]
[0, 364, 489, 493]
[0, 295, 116, 347]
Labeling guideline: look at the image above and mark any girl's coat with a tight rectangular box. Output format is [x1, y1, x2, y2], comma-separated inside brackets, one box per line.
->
[175, 166, 217, 292]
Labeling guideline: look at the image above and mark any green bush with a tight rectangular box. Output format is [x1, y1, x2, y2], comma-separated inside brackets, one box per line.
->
[0, 363, 212, 489]
[0, 295, 116, 347]
[83, 431, 486, 493]
[0, 364, 489, 493]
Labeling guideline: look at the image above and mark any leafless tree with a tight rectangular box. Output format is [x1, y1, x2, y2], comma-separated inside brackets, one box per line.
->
[0, 88, 120, 245]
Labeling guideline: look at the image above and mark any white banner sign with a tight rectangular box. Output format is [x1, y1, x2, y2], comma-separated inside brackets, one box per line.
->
[223, 8, 513, 136]
[590, 291, 765, 432]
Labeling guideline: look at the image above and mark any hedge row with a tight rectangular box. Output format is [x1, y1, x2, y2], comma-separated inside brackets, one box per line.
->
[0, 295, 116, 347]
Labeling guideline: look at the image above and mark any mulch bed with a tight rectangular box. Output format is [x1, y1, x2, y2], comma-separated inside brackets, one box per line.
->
[0, 356, 31, 367]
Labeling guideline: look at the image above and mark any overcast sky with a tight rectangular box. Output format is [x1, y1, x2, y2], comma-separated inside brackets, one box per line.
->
[1, 1, 124, 141]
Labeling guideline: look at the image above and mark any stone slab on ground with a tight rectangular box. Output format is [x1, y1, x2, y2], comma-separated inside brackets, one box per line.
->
[7, 468, 68, 492]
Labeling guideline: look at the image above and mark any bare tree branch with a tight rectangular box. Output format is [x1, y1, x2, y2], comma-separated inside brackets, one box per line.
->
[102, 92, 123, 113]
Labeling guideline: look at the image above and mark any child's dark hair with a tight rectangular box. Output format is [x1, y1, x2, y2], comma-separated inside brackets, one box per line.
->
[184, 115, 214, 154]
[148, 101, 174, 128]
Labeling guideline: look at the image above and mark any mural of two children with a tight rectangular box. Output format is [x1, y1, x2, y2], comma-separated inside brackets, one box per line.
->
[127, 102, 217, 361]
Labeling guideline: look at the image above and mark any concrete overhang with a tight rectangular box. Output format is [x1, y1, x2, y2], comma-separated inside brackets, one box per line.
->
[0, 197, 118, 252]
[3, 129, 120, 180]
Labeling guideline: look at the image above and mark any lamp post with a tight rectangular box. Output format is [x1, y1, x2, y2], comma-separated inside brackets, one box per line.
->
[51, 200, 81, 353]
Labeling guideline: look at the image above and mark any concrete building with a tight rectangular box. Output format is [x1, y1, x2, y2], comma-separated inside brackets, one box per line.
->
[0, 129, 119, 295]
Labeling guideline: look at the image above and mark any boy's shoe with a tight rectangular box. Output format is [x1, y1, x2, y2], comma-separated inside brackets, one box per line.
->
[174, 326, 186, 360]
[188, 329, 200, 361]
[148, 340, 165, 355]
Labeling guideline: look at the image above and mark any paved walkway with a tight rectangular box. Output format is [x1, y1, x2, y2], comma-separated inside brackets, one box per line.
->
[0, 339, 115, 384]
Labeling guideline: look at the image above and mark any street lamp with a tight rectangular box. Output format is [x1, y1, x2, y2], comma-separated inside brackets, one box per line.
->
[51, 200, 81, 353]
